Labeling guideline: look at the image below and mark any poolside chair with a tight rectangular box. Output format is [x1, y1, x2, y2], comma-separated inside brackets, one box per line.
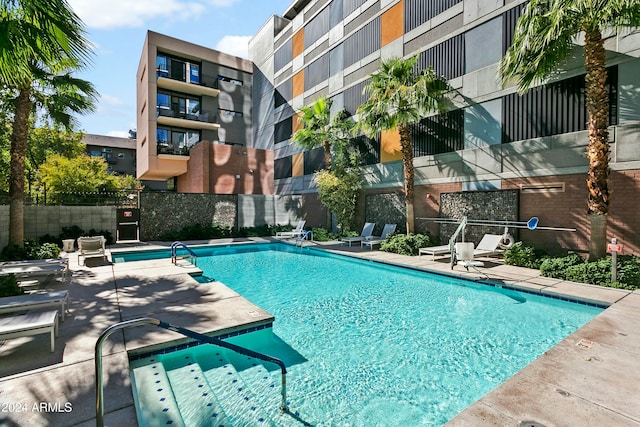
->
[0, 258, 69, 277]
[0, 310, 59, 352]
[473, 234, 505, 257]
[418, 244, 451, 260]
[361, 224, 397, 250]
[341, 222, 375, 247]
[0, 290, 69, 321]
[78, 236, 107, 266]
[0, 263, 68, 282]
[275, 220, 306, 239]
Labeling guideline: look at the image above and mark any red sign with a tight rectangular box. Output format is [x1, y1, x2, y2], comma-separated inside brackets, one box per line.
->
[607, 244, 622, 252]
[124, 211, 132, 217]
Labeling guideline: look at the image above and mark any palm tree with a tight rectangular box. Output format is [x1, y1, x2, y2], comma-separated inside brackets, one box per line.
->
[0, 0, 95, 247]
[357, 56, 449, 234]
[500, 0, 640, 260]
[291, 96, 335, 170]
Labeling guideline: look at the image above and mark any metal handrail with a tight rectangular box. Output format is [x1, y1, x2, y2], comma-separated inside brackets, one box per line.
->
[295, 230, 313, 247]
[171, 241, 197, 266]
[95, 317, 288, 427]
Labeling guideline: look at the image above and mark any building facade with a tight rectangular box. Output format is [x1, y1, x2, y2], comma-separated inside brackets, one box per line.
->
[249, 0, 640, 254]
[136, 31, 274, 195]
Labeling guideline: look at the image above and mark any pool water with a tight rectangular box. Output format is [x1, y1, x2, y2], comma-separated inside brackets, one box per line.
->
[130, 243, 602, 426]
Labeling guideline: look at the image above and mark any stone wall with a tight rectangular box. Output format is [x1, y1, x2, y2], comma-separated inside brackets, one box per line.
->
[364, 191, 406, 235]
[140, 192, 237, 240]
[439, 190, 519, 245]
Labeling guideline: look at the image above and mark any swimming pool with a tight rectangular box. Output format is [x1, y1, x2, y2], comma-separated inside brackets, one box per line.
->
[128, 243, 603, 426]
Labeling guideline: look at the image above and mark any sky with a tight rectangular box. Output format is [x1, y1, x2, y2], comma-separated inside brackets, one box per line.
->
[67, 0, 293, 138]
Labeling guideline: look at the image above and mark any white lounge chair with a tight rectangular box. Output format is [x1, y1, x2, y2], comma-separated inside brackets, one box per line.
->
[275, 220, 306, 239]
[0, 263, 68, 282]
[0, 290, 69, 321]
[341, 222, 375, 246]
[0, 310, 59, 352]
[418, 245, 451, 260]
[78, 236, 107, 266]
[473, 234, 505, 257]
[0, 258, 69, 278]
[361, 224, 397, 250]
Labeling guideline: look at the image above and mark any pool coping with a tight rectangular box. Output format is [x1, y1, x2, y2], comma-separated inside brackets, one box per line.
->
[0, 237, 638, 426]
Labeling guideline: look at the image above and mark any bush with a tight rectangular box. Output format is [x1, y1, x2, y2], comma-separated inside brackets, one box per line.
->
[158, 223, 233, 241]
[380, 233, 435, 256]
[564, 255, 640, 289]
[34, 243, 62, 259]
[0, 274, 23, 297]
[0, 244, 29, 261]
[503, 242, 548, 269]
[237, 224, 278, 238]
[310, 227, 336, 242]
[540, 253, 584, 279]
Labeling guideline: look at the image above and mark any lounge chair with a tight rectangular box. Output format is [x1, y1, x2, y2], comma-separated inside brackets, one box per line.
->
[473, 234, 505, 257]
[275, 220, 306, 239]
[0, 310, 59, 352]
[0, 258, 69, 278]
[0, 263, 68, 282]
[0, 290, 69, 321]
[361, 224, 397, 250]
[341, 222, 375, 246]
[78, 236, 107, 266]
[418, 245, 451, 260]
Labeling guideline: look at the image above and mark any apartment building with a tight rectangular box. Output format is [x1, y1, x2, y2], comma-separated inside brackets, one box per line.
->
[136, 31, 274, 195]
[249, 0, 640, 253]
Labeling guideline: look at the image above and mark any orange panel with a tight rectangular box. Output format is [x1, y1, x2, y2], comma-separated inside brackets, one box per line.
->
[380, 128, 402, 163]
[293, 70, 304, 98]
[292, 152, 304, 177]
[381, 0, 404, 47]
[292, 112, 303, 133]
[293, 29, 304, 58]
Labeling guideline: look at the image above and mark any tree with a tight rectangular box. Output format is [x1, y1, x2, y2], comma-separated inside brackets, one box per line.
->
[357, 56, 450, 234]
[36, 154, 139, 203]
[291, 96, 335, 170]
[1, 0, 96, 246]
[500, 0, 640, 260]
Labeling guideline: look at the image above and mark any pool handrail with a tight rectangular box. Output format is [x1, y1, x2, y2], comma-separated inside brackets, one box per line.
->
[94, 317, 289, 427]
[295, 230, 313, 247]
[171, 241, 197, 266]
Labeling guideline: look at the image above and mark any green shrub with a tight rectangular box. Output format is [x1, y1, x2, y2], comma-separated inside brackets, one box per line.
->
[34, 243, 62, 259]
[540, 253, 584, 279]
[564, 255, 640, 289]
[310, 227, 336, 242]
[60, 225, 84, 240]
[0, 274, 23, 297]
[380, 233, 435, 256]
[0, 244, 29, 261]
[503, 242, 548, 269]
[237, 224, 277, 237]
[158, 223, 233, 241]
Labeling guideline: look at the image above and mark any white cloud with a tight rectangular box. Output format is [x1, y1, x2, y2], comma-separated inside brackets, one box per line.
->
[107, 130, 130, 138]
[100, 94, 125, 107]
[68, 0, 205, 29]
[207, 0, 240, 6]
[215, 35, 251, 59]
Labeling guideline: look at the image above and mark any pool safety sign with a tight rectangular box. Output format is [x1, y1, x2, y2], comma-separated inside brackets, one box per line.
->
[607, 243, 622, 252]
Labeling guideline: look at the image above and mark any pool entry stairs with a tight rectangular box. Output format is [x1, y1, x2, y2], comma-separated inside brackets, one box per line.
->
[130, 346, 291, 426]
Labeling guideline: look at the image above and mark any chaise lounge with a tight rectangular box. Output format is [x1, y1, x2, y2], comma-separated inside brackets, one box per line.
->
[0, 290, 69, 321]
[77, 236, 107, 266]
[341, 222, 375, 247]
[361, 224, 397, 250]
[275, 220, 306, 239]
[0, 310, 59, 352]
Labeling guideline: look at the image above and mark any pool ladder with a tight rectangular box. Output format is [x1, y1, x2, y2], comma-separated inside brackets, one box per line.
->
[295, 230, 313, 247]
[171, 241, 197, 266]
[94, 318, 289, 427]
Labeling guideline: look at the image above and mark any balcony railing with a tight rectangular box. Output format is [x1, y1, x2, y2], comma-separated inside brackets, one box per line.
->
[156, 67, 218, 89]
[156, 107, 211, 124]
[156, 142, 194, 156]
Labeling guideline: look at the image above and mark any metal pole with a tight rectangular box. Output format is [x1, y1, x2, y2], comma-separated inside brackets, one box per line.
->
[611, 238, 617, 283]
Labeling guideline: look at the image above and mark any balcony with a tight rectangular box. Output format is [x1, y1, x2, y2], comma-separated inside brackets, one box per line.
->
[156, 142, 191, 156]
[156, 69, 219, 97]
[156, 108, 220, 131]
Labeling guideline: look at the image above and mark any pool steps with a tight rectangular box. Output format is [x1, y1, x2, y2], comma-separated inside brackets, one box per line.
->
[130, 347, 299, 426]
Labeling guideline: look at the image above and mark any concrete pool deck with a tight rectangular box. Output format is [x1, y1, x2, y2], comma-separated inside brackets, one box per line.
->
[0, 237, 637, 426]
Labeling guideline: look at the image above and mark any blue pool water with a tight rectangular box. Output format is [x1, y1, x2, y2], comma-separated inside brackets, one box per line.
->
[129, 243, 603, 426]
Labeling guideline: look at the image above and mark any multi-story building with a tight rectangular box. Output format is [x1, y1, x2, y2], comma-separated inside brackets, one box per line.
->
[249, 0, 640, 254]
[83, 133, 168, 190]
[136, 31, 273, 195]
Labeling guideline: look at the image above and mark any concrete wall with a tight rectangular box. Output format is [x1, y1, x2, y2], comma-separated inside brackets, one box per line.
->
[0, 206, 116, 248]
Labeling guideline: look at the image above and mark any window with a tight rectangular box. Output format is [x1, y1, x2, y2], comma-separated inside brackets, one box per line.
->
[157, 91, 201, 118]
[156, 53, 201, 84]
[157, 93, 170, 109]
[218, 75, 243, 86]
[189, 64, 199, 84]
[274, 117, 293, 143]
[157, 127, 200, 155]
[156, 55, 168, 77]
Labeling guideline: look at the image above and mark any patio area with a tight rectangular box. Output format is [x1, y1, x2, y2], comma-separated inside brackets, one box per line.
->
[0, 238, 638, 426]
